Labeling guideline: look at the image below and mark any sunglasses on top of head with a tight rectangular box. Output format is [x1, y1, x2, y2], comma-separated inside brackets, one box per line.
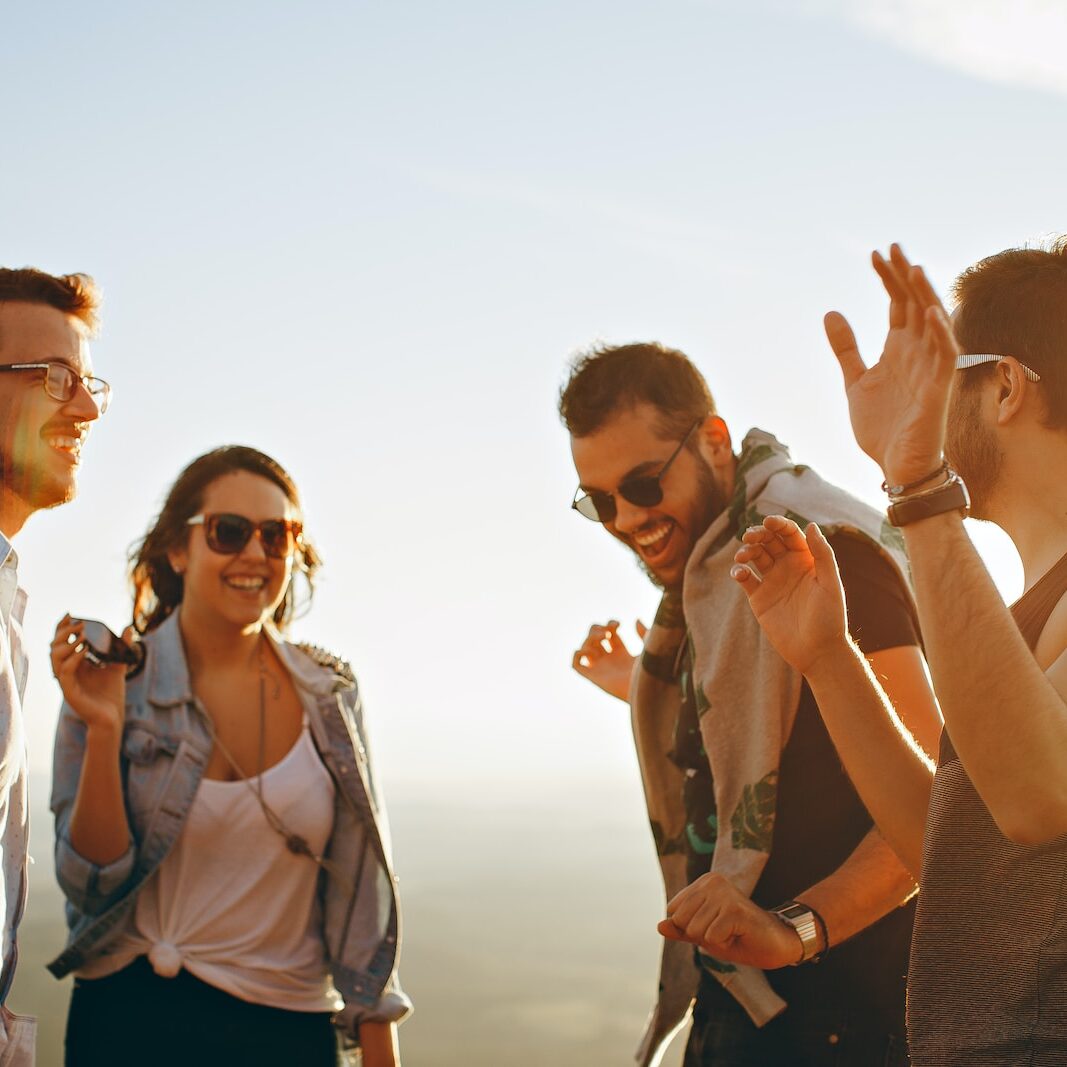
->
[571, 420, 701, 524]
[186, 513, 303, 560]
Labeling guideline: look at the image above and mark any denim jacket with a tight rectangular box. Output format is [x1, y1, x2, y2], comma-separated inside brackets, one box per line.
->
[48, 610, 411, 1041]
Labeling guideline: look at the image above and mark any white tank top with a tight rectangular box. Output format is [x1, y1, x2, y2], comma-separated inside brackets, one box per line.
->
[81, 722, 342, 1013]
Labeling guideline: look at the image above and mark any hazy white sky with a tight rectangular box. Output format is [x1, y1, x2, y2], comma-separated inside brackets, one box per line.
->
[3, 0, 1064, 801]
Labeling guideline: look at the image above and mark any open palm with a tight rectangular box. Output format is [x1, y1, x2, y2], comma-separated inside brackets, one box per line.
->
[825, 244, 960, 486]
[732, 517, 847, 676]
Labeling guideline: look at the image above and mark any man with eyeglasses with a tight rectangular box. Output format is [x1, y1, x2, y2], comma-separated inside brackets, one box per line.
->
[560, 343, 941, 1066]
[727, 240, 1067, 1065]
[0, 267, 107, 1064]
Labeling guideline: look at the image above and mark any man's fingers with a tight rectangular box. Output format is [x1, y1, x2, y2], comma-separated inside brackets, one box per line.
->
[761, 515, 809, 553]
[804, 523, 841, 584]
[824, 312, 867, 388]
[905, 262, 940, 310]
[734, 543, 773, 573]
[925, 304, 960, 381]
[657, 918, 691, 943]
[635, 619, 648, 641]
[731, 564, 760, 590]
[872, 250, 909, 330]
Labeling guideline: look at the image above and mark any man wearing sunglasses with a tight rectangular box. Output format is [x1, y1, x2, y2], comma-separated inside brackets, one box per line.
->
[727, 240, 1067, 1065]
[560, 343, 940, 1066]
[0, 267, 106, 1064]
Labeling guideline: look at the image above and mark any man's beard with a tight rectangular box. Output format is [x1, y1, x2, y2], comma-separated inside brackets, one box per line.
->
[634, 454, 726, 590]
[945, 387, 1001, 520]
[0, 439, 74, 513]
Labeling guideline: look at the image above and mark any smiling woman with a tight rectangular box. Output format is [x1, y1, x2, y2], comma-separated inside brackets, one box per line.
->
[45, 445, 410, 1067]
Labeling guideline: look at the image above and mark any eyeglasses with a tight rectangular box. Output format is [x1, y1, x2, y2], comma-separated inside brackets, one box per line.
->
[956, 353, 1042, 383]
[187, 513, 303, 559]
[0, 362, 111, 414]
[572, 420, 701, 523]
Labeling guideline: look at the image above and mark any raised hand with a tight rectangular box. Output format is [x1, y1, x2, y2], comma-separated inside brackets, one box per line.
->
[571, 619, 646, 702]
[731, 516, 848, 676]
[658, 871, 804, 969]
[51, 616, 128, 733]
[825, 243, 960, 486]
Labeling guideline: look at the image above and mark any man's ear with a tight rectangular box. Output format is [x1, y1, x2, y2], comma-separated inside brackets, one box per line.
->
[697, 415, 733, 468]
[994, 358, 1036, 427]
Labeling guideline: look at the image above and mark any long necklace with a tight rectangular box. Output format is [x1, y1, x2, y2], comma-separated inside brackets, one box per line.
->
[199, 637, 357, 891]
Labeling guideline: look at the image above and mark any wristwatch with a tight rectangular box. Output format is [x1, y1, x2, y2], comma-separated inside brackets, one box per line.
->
[770, 901, 820, 965]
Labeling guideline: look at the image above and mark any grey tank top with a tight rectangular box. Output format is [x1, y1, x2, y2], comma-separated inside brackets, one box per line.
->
[908, 551, 1067, 1066]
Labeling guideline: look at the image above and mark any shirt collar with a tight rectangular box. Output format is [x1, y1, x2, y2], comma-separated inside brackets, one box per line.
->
[0, 534, 15, 572]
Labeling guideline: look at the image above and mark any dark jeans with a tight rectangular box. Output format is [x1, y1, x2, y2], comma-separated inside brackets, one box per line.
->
[684, 975, 909, 1067]
[66, 955, 339, 1067]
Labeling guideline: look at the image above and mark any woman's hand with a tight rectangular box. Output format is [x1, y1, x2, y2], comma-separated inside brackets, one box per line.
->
[51, 616, 128, 734]
[358, 1021, 400, 1067]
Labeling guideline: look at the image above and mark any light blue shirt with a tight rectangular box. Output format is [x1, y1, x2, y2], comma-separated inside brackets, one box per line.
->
[0, 533, 35, 1064]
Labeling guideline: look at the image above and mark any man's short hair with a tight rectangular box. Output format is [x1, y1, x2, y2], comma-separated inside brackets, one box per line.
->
[953, 237, 1067, 429]
[559, 342, 716, 440]
[0, 268, 101, 336]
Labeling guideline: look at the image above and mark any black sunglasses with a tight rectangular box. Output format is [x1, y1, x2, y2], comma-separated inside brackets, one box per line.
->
[71, 619, 146, 677]
[572, 420, 700, 523]
[187, 513, 303, 559]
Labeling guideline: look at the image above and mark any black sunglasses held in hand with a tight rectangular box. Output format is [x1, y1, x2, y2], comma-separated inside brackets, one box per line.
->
[571, 420, 700, 523]
[72, 620, 146, 677]
[187, 513, 303, 559]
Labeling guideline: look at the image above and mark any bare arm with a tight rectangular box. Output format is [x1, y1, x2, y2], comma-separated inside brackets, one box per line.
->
[806, 642, 933, 877]
[359, 1021, 400, 1067]
[732, 517, 935, 876]
[826, 243, 1067, 845]
[659, 824, 914, 964]
[901, 514, 1067, 844]
[661, 534, 928, 955]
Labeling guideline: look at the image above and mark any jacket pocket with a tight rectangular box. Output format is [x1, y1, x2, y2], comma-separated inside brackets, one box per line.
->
[122, 724, 178, 821]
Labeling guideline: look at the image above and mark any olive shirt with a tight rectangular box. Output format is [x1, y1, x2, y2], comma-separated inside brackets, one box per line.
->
[672, 535, 919, 1035]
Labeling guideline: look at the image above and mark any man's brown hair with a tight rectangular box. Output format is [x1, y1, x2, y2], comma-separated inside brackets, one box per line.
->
[559, 341, 716, 440]
[953, 237, 1067, 429]
[0, 268, 101, 336]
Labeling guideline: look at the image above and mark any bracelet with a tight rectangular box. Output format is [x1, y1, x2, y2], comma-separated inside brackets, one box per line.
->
[887, 472, 971, 527]
[881, 460, 949, 497]
[890, 470, 955, 503]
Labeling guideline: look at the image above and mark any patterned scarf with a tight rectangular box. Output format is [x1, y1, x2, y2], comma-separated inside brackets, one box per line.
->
[632, 429, 910, 1067]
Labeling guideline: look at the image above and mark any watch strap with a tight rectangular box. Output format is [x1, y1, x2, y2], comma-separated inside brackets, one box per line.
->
[887, 475, 970, 528]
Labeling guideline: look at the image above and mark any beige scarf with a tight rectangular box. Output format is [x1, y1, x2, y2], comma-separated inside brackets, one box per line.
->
[632, 429, 911, 1067]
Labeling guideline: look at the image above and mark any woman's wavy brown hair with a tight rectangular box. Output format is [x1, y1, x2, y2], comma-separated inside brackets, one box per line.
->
[129, 446, 321, 634]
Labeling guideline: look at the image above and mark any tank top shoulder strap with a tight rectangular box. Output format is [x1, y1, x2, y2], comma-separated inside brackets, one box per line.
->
[1011, 548, 1067, 650]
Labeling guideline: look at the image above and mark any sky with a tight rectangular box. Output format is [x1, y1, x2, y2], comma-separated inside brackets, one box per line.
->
[3, 0, 1064, 794]
[5, 0, 1065, 796]
[4, 2, 1067, 1062]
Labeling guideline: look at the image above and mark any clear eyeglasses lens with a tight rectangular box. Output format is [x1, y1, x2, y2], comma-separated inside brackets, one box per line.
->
[44, 364, 111, 414]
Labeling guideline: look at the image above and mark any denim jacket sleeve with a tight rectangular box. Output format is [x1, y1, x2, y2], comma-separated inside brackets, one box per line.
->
[50, 701, 135, 916]
[330, 685, 412, 1036]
